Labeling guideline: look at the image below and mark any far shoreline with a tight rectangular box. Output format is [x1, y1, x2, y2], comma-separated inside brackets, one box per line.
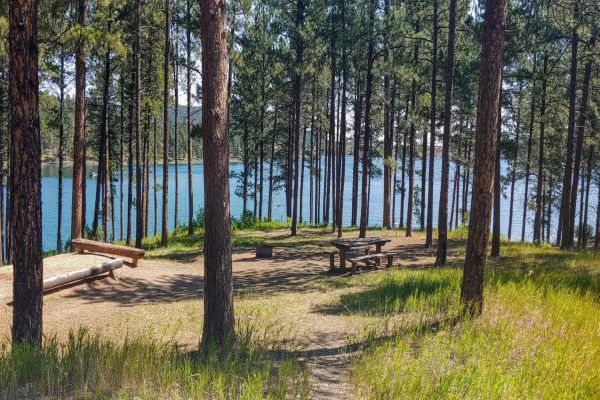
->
[42, 158, 243, 168]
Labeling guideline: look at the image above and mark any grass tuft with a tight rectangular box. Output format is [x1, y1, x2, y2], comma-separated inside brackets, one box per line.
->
[349, 242, 600, 399]
[0, 326, 309, 399]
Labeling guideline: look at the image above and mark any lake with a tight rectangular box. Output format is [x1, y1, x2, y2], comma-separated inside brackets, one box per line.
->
[37, 156, 595, 252]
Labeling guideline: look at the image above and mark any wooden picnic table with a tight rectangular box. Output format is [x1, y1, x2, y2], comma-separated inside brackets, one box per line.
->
[330, 237, 391, 269]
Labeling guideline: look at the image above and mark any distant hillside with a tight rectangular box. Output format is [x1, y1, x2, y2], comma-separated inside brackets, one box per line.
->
[169, 105, 202, 125]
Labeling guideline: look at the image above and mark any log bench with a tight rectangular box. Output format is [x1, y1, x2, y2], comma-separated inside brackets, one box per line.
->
[71, 238, 145, 267]
[43, 259, 123, 292]
[348, 253, 394, 274]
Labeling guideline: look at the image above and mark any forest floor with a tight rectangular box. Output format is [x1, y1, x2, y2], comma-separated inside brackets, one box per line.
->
[1, 227, 450, 398]
[1, 227, 599, 399]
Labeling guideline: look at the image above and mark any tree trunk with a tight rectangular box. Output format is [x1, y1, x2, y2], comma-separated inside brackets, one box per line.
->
[153, 117, 158, 236]
[558, 11, 579, 249]
[461, 0, 508, 317]
[382, 0, 392, 229]
[351, 78, 362, 227]
[199, 0, 235, 347]
[9, 0, 43, 345]
[71, 0, 87, 245]
[309, 83, 316, 225]
[161, 0, 170, 246]
[522, 58, 536, 242]
[336, 0, 347, 238]
[290, 0, 304, 236]
[508, 80, 523, 241]
[186, 0, 194, 235]
[268, 111, 277, 221]
[119, 74, 125, 241]
[102, 51, 111, 243]
[359, 0, 376, 238]
[405, 21, 419, 238]
[434, 0, 456, 266]
[533, 55, 548, 243]
[242, 121, 249, 212]
[392, 83, 399, 228]
[463, 140, 471, 225]
[0, 68, 5, 263]
[449, 166, 458, 230]
[173, 23, 180, 232]
[399, 96, 409, 228]
[425, 0, 438, 247]
[491, 81, 502, 257]
[299, 126, 306, 223]
[329, 8, 338, 232]
[126, 74, 134, 245]
[57, 53, 65, 252]
[567, 33, 595, 246]
[134, 0, 143, 248]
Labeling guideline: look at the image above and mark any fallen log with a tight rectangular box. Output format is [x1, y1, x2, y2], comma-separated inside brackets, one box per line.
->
[43, 259, 123, 292]
[71, 238, 145, 266]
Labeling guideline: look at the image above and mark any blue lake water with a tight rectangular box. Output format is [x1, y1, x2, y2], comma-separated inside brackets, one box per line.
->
[38, 156, 596, 252]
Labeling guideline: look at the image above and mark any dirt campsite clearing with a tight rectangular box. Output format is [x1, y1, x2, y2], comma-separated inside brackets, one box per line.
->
[0, 228, 452, 399]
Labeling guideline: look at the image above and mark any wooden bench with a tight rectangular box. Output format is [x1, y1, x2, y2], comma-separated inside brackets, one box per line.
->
[327, 245, 372, 271]
[71, 238, 145, 267]
[348, 253, 394, 274]
[43, 259, 123, 292]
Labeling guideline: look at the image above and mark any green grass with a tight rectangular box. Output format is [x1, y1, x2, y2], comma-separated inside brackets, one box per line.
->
[0, 326, 309, 400]
[347, 242, 600, 399]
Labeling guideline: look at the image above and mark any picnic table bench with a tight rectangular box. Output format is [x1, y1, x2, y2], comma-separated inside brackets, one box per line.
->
[348, 253, 394, 273]
[330, 237, 392, 270]
[71, 238, 145, 267]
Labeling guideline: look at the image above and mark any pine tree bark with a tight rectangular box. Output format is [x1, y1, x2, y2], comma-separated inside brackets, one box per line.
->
[290, 0, 304, 236]
[405, 20, 419, 238]
[425, 0, 438, 247]
[405, 79, 416, 237]
[533, 55, 547, 244]
[434, 0, 457, 265]
[461, 0, 508, 317]
[399, 96, 409, 228]
[161, 0, 171, 246]
[135, 0, 143, 248]
[491, 81, 502, 257]
[382, 0, 392, 229]
[119, 74, 125, 241]
[351, 78, 362, 227]
[173, 23, 180, 232]
[186, 0, 194, 235]
[102, 50, 111, 242]
[558, 11, 579, 249]
[199, 0, 235, 347]
[57, 53, 65, 252]
[359, 0, 376, 238]
[336, 0, 347, 238]
[328, 7, 337, 231]
[522, 62, 535, 242]
[126, 74, 134, 245]
[299, 126, 306, 223]
[242, 121, 249, 212]
[9, 0, 43, 345]
[567, 33, 595, 246]
[71, 0, 87, 245]
[508, 80, 523, 241]
[268, 111, 277, 220]
[153, 117, 158, 235]
[0, 68, 5, 263]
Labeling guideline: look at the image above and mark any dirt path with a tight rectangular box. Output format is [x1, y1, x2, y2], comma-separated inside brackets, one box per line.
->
[0, 230, 445, 398]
